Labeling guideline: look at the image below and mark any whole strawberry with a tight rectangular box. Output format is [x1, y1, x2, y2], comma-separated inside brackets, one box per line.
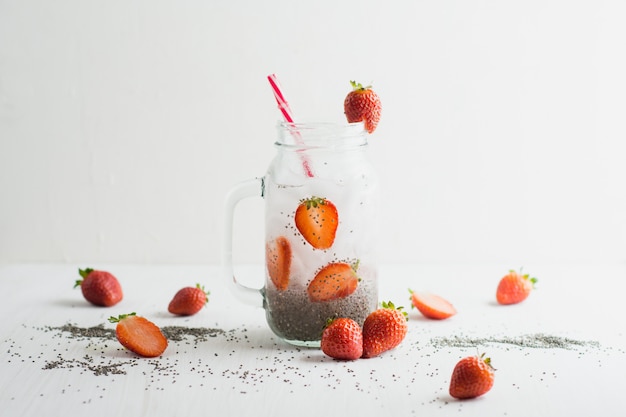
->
[496, 270, 538, 305]
[361, 301, 408, 358]
[449, 353, 495, 399]
[74, 268, 123, 307]
[168, 284, 209, 316]
[321, 317, 363, 360]
[109, 313, 168, 358]
[344, 80, 382, 134]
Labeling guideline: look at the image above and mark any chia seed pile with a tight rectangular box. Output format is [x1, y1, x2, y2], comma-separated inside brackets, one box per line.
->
[8, 323, 233, 377]
[430, 333, 601, 350]
[263, 281, 377, 344]
[47, 323, 226, 344]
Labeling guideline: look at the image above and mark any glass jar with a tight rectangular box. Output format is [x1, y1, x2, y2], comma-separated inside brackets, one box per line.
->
[223, 122, 380, 347]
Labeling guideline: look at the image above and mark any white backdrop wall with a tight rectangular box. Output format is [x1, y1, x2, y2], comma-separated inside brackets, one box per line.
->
[1, 0, 625, 265]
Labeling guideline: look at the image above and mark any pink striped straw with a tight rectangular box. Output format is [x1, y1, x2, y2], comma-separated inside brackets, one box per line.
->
[267, 74, 314, 177]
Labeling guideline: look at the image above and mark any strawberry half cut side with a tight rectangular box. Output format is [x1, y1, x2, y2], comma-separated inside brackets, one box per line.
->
[109, 313, 168, 358]
[409, 289, 457, 320]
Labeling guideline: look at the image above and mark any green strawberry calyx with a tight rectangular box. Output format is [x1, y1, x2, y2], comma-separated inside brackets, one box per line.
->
[350, 80, 372, 91]
[479, 352, 496, 371]
[300, 196, 328, 210]
[510, 268, 538, 288]
[74, 267, 95, 288]
[381, 300, 409, 321]
[108, 312, 137, 324]
[195, 283, 210, 304]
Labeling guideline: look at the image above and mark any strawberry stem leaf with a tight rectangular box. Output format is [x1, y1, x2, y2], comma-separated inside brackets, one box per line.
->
[78, 268, 94, 279]
[381, 300, 409, 320]
[480, 353, 496, 371]
[108, 312, 137, 323]
[350, 80, 371, 91]
[195, 283, 211, 302]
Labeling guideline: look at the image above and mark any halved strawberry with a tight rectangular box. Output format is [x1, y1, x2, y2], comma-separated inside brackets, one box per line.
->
[409, 289, 457, 320]
[108, 313, 168, 358]
[294, 196, 338, 250]
[266, 236, 292, 290]
[307, 261, 359, 302]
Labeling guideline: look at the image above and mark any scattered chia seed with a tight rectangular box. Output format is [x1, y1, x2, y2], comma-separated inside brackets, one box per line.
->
[3, 313, 619, 411]
[47, 323, 116, 340]
[161, 326, 225, 342]
[33, 323, 232, 377]
[43, 355, 132, 376]
[430, 333, 601, 350]
[45, 323, 226, 344]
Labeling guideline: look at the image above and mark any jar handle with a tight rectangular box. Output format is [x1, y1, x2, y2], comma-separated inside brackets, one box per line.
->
[221, 177, 265, 307]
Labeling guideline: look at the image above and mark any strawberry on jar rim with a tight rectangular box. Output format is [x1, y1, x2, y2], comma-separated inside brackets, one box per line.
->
[344, 80, 382, 134]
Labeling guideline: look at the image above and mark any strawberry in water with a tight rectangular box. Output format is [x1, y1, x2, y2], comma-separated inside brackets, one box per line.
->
[362, 301, 408, 358]
[108, 313, 168, 358]
[307, 261, 360, 302]
[265, 236, 292, 291]
[168, 284, 210, 316]
[321, 317, 363, 361]
[344, 80, 382, 134]
[294, 196, 338, 250]
[409, 289, 457, 320]
[496, 270, 538, 305]
[74, 268, 123, 307]
[449, 353, 495, 399]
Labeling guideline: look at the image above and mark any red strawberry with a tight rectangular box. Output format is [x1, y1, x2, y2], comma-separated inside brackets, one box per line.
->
[449, 353, 495, 399]
[343, 80, 382, 134]
[74, 268, 123, 307]
[409, 289, 457, 320]
[168, 284, 209, 316]
[307, 261, 359, 302]
[294, 196, 338, 250]
[266, 236, 292, 290]
[361, 301, 408, 358]
[496, 270, 538, 305]
[321, 317, 363, 360]
[108, 313, 168, 358]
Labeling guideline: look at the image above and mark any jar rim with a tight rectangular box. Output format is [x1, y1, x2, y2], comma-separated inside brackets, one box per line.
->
[276, 121, 367, 149]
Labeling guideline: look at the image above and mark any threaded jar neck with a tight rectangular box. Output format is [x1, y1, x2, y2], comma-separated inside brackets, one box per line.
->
[276, 122, 368, 150]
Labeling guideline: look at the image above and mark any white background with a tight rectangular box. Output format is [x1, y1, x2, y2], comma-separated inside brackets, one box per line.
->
[1, 0, 625, 266]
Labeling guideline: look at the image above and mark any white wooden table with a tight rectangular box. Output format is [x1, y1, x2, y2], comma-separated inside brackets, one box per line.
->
[1, 263, 624, 416]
